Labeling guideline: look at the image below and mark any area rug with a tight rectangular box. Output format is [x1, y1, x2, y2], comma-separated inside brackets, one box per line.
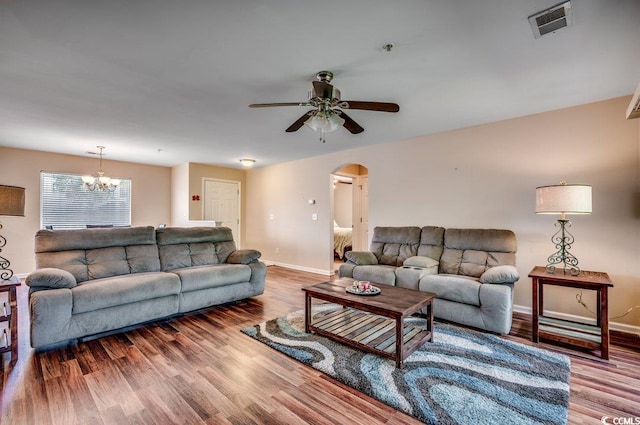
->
[241, 304, 570, 425]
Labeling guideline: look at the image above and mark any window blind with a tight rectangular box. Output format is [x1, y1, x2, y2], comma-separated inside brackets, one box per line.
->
[40, 172, 131, 229]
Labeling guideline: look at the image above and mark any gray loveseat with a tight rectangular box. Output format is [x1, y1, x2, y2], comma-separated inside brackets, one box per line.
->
[26, 226, 266, 348]
[339, 226, 519, 334]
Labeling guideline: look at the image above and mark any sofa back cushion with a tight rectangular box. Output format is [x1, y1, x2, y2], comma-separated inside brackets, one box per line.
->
[417, 226, 445, 261]
[369, 227, 421, 266]
[34, 226, 160, 283]
[440, 228, 517, 277]
[156, 227, 236, 271]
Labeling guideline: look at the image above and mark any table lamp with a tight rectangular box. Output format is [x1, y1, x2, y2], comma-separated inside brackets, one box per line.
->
[0, 185, 26, 281]
[535, 181, 591, 276]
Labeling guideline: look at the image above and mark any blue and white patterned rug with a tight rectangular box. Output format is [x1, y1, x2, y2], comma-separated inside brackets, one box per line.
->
[242, 304, 570, 425]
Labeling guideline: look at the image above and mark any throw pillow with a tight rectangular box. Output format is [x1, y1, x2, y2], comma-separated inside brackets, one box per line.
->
[403, 256, 439, 269]
[480, 265, 520, 284]
[26, 268, 77, 289]
[345, 251, 378, 265]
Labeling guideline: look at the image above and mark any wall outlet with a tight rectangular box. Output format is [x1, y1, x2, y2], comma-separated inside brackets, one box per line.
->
[312, 213, 318, 221]
[269, 213, 274, 220]
[275, 247, 279, 254]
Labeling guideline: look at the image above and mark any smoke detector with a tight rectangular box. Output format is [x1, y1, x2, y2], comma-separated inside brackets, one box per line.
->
[529, 1, 574, 39]
[627, 83, 640, 119]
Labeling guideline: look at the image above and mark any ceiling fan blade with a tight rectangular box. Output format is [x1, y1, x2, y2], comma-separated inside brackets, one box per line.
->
[249, 102, 310, 108]
[286, 111, 315, 132]
[336, 111, 364, 134]
[340, 101, 400, 113]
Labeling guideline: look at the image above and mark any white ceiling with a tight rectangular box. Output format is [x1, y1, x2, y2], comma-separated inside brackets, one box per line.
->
[1, 0, 639, 169]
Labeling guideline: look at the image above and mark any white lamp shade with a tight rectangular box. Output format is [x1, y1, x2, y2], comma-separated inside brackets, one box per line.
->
[536, 184, 592, 215]
[82, 175, 95, 184]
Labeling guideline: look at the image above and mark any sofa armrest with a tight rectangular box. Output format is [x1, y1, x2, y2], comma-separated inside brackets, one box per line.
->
[480, 265, 519, 284]
[344, 251, 378, 266]
[26, 268, 77, 289]
[227, 249, 262, 265]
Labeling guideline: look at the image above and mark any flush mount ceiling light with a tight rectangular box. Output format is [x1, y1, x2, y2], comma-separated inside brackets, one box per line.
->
[82, 146, 120, 192]
[239, 158, 256, 167]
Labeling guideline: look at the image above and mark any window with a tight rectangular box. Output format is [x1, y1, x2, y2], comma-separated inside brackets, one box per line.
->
[41, 172, 131, 229]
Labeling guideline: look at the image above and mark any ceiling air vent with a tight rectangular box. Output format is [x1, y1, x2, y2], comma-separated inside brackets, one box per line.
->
[529, 1, 574, 39]
[626, 83, 640, 120]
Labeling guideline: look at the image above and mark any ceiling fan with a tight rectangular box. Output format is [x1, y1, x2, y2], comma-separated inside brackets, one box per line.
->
[249, 71, 399, 142]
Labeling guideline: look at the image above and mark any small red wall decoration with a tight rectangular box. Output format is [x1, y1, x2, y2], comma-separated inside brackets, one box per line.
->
[192, 195, 200, 201]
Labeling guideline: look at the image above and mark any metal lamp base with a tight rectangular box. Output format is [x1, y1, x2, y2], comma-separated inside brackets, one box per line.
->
[0, 223, 14, 281]
[545, 219, 581, 276]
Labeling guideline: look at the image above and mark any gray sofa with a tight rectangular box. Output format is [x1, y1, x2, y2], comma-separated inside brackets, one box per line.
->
[339, 226, 519, 334]
[26, 226, 266, 348]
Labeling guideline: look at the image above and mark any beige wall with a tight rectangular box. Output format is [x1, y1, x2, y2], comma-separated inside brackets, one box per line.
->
[246, 96, 640, 327]
[1, 96, 638, 328]
[171, 162, 189, 226]
[0, 147, 171, 275]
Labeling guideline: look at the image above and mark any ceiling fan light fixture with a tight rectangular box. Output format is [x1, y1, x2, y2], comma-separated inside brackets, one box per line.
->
[304, 111, 344, 133]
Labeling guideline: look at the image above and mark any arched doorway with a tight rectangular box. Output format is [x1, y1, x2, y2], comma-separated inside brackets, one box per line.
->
[330, 164, 369, 273]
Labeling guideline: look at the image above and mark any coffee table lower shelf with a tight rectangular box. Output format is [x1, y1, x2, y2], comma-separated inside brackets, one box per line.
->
[309, 307, 431, 366]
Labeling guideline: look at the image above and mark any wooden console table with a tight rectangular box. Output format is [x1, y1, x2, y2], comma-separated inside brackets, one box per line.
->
[529, 266, 613, 359]
[0, 278, 21, 365]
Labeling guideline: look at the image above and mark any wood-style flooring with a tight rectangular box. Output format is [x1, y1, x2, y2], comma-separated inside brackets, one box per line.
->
[2, 266, 639, 424]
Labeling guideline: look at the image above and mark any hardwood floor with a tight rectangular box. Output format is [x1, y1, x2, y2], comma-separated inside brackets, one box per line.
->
[2, 266, 639, 424]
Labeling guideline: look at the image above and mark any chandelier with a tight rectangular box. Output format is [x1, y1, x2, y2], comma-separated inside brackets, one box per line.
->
[82, 146, 120, 192]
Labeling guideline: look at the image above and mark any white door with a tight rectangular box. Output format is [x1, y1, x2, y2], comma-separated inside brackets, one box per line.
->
[351, 176, 370, 251]
[204, 179, 240, 242]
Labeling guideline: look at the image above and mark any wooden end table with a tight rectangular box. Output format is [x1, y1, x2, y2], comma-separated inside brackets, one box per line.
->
[302, 278, 436, 368]
[0, 277, 21, 365]
[529, 266, 613, 359]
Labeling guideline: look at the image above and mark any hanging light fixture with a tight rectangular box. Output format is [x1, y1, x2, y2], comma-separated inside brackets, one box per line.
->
[82, 146, 120, 192]
[304, 107, 344, 143]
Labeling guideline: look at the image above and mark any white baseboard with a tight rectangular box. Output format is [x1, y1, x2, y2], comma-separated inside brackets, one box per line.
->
[263, 260, 333, 277]
[513, 304, 640, 335]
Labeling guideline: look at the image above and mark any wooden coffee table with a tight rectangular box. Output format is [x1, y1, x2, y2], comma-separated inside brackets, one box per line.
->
[302, 278, 436, 368]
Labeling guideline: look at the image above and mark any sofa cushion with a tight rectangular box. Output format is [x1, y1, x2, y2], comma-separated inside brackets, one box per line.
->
[156, 227, 237, 269]
[416, 226, 445, 260]
[419, 274, 481, 306]
[370, 226, 421, 266]
[403, 256, 439, 269]
[170, 264, 252, 292]
[35, 226, 157, 252]
[395, 265, 438, 290]
[345, 251, 378, 265]
[480, 265, 520, 284]
[439, 228, 517, 277]
[26, 268, 77, 289]
[71, 272, 181, 314]
[352, 265, 396, 286]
